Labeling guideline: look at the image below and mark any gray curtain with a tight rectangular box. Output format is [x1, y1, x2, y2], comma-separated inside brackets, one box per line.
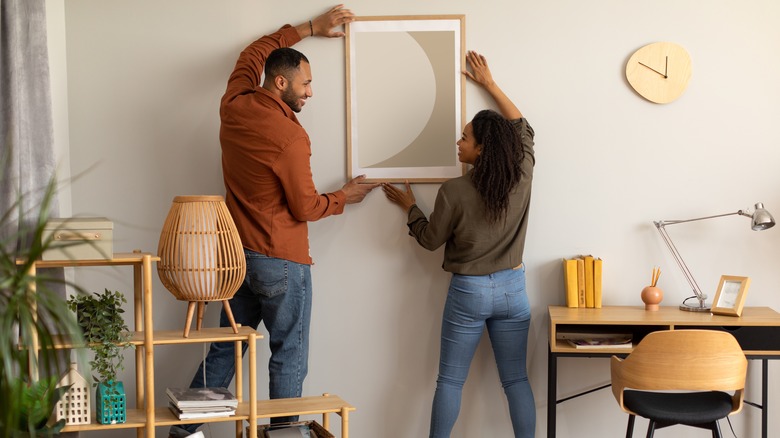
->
[0, 0, 59, 248]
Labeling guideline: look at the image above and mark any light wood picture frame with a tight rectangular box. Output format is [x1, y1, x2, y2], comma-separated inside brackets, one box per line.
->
[711, 275, 751, 317]
[345, 15, 466, 183]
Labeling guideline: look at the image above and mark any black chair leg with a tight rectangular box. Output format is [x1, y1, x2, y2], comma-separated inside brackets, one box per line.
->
[645, 420, 656, 438]
[625, 415, 635, 438]
[711, 420, 722, 438]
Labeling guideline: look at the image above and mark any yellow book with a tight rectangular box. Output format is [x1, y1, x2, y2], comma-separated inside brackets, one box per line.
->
[593, 257, 603, 308]
[582, 255, 595, 308]
[562, 259, 579, 308]
[576, 258, 586, 307]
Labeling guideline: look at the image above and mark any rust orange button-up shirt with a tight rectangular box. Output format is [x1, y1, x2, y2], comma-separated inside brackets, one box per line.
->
[220, 25, 346, 265]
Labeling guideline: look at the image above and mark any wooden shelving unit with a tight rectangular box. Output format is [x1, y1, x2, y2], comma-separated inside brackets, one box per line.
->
[27, 251, 355, 438]
[26, 252, 258, 438]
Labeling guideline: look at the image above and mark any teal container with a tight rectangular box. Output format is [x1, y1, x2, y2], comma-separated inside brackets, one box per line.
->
[96, 380, 126, 424]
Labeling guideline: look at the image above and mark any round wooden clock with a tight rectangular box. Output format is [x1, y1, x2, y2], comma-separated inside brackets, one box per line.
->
[626, 42, 692, 104]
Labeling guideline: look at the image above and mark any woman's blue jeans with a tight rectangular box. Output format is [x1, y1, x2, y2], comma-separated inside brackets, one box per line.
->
[169, 250, 312, 437]
[429, 266, 535, 438]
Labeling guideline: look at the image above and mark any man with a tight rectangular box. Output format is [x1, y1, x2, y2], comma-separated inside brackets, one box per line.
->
[169, 5, 376, 437]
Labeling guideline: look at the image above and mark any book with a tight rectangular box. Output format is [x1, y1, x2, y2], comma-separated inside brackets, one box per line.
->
[169, 404, 237, 413]
[593, 257, 603, 308]
[556, 330, 631, 340]
[576, 258, 586, 307]
[166, 387, 238, 409]
[581, 255, 595, 308]
[562, 258, 579, 308]
[566, 336, 632, 349]
[168, 403, 235, 420]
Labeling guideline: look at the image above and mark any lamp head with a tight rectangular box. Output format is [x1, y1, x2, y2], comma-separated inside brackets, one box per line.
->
[750, 202, 775, 231]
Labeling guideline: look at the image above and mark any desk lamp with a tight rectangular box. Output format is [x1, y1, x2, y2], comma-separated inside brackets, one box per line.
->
[654, 202, 775, 312]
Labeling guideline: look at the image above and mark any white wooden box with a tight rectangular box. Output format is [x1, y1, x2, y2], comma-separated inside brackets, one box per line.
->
[42, 217, 113, 261]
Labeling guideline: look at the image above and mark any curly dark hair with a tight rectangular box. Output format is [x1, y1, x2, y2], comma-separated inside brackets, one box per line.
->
[470, 109, 524, 224]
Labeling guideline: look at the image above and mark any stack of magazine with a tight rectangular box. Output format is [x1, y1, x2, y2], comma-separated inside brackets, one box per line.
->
[167, 387, 238, 420]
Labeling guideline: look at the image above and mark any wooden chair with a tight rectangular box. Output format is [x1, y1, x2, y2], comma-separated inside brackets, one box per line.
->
[610, 329, 747, 438]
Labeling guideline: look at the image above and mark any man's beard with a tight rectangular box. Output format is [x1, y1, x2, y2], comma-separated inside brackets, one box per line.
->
[282, 87, 303, 113]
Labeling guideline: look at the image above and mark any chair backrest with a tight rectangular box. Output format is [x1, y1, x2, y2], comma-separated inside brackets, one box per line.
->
[611, 329, 747, 414]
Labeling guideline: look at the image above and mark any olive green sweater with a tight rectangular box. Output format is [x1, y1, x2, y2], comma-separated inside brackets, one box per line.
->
[406, 118, 535, 275]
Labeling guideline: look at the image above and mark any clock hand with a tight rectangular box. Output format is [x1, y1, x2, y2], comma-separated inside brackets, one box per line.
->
[664, 56, 668, 77]
[638, 61, 668, 78]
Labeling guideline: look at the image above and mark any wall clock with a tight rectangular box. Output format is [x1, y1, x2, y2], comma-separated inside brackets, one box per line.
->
[626, 42, 692, 104]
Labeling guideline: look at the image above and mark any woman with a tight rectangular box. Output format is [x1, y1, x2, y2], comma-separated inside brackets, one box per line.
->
[382, 50, 536, 438]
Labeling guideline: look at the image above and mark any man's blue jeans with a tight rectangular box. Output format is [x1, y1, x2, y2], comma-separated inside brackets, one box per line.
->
[429, 266, 535, 438]
[169, 250, 312, 437]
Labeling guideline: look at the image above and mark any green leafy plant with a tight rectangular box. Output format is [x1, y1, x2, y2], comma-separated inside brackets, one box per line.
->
[66, 289, 132, 388]
[8, 377, 70, 437]
[0, 165, 86, 436]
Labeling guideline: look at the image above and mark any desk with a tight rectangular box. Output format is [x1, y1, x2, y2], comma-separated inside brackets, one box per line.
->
[547, 305, 780, 438]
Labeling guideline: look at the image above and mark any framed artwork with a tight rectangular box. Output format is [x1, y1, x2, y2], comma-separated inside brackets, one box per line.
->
[345, 15, 466, 183]
[711, 275, 751, 317]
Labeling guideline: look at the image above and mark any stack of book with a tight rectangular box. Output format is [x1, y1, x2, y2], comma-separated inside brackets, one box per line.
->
[562, 254, 603, 308]
[556, 331, 633, 350]
[166, 387, 238, 420]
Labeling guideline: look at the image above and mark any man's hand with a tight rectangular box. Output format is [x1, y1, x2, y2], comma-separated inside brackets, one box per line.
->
[382, 181, 416, 213]
[341, 175, 379, 204]
[311, 4, 355, 38]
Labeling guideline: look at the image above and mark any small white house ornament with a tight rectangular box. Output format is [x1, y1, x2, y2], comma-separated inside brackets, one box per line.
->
[53, 363, 91, 425]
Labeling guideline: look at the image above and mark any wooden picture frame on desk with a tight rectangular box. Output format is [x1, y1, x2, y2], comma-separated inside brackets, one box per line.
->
[711, 275, 750, 317]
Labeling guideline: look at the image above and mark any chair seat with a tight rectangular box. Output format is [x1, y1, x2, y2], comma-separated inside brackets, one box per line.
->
[623, 390, 734, 425]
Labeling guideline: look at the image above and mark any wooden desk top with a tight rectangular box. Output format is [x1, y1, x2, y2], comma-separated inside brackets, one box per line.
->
[548, 306, 780, 355]
[549, 305, 780, 327]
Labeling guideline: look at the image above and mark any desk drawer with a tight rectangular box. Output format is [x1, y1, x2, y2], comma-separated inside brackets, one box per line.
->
[678, 326, 780, 351]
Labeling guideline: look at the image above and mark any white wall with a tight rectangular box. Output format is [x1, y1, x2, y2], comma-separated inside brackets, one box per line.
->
[49, 1, 780, 437]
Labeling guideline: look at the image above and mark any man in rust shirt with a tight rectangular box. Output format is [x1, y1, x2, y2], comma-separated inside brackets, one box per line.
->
[170, 5, 376, 437]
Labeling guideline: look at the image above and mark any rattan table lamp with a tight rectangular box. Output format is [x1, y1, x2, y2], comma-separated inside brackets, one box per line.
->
[157, 195, 246, 337]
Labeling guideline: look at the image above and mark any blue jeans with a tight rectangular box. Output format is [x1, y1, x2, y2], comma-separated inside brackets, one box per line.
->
[429, 266, 535, 438]
[169, 250, 312, 437]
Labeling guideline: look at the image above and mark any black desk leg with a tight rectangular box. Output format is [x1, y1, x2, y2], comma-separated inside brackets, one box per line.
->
[762, 359, 768, 438]
[547, 344, 556, 438]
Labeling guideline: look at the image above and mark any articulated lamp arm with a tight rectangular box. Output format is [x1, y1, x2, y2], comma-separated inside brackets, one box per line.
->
[653, 203, 775, 312]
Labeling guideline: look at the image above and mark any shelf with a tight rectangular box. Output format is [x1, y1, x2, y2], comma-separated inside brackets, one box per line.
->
[52, 326, 263, 349]
[139, 326, 263, 345]
[255, 394, 355, 419]
[17, 252, 160, 268]
[61, 409, 147, 431]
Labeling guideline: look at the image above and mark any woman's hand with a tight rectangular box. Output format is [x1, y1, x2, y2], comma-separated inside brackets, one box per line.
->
[382, 181, 416, 212]
[462, 49, 522, 119]
[462, 50, 495, 89]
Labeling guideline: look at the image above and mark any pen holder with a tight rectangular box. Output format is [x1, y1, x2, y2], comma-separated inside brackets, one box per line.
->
[641, 286, 663, 311]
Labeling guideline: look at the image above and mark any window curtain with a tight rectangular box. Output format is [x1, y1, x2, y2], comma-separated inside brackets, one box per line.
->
[0, 0, 60, 250]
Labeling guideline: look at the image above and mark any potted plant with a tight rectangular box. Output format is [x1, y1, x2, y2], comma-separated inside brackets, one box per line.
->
[66, 289, 132, 424]
[1, 175, 86, 437]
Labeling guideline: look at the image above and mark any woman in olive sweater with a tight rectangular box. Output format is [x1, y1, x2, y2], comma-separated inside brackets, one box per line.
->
[383, 50, 536, 438]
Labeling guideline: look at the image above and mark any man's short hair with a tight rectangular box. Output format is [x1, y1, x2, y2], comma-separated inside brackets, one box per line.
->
[265, 47, 310, 80]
